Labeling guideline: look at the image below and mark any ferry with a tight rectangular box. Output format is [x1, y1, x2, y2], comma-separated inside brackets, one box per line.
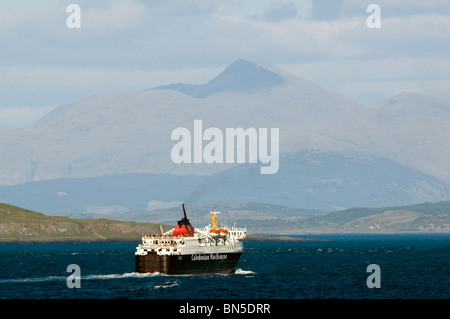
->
[135, 204, 247, 274]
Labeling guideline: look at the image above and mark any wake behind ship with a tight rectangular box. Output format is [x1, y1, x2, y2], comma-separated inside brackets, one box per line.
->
[135, 204, 247, 274]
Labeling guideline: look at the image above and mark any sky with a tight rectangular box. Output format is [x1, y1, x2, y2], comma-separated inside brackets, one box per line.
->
[1, 0, 450, 130]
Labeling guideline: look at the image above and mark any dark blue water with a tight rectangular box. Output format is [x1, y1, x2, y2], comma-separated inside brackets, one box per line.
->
[0, 234, 448, 299]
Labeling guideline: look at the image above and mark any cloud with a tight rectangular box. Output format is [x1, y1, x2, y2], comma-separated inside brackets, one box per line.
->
[342, 0, 450, 19]
[2, 0, 448, 68]
[311, 0, 344, 21]
[147, 200, 182, 211]
[82, 0, 146, 31]
[262, 2, 300, 22]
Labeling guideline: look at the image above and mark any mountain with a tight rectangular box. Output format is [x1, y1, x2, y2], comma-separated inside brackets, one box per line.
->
[153, 59, 286, 98]
[0, 203, 171, 243]
[355, 92, 450, 182]
[1, 59, 450, 213]
[0, 59, 366, 185]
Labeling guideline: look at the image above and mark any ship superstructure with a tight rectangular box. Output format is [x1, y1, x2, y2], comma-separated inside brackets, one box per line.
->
[135, 204, 247, 274]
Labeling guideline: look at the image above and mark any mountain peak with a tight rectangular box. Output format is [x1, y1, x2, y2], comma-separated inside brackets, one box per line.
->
[210, 59, 286, 89]
[153, 59, 286, 98]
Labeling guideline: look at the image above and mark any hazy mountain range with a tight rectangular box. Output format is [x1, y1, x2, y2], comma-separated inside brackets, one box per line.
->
[1, 59, 450, 215]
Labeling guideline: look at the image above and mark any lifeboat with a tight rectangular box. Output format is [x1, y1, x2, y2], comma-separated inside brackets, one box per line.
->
[209, 228, 220, 238]
[219, 228, 228, 237]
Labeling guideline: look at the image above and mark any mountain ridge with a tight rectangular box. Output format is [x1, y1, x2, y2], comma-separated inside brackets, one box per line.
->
[152, 59, 286, 98]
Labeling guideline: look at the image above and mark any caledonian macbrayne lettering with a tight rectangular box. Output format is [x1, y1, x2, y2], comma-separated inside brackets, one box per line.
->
[191, 253, 228, 261]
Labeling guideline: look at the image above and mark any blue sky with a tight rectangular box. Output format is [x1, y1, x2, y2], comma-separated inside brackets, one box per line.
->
[1, 0, 450, 130]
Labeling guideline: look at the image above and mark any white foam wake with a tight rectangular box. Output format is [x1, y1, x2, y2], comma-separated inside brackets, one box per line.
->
[153, 281, 180, 289]
[83, 272, 161, 280]
[0, 269, 256, 284]
[0, 276, 66, 284]
[0, 272, 162, 284]
[234, 268, 256, 275]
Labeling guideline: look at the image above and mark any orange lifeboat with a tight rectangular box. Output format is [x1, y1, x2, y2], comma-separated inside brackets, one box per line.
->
[209, 228, 220, 238]
[219, 228, 228, 237]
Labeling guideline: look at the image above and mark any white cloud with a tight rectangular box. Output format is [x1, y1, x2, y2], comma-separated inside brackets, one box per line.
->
[82, 0, 146, 31]
[342, 0, 450, 18]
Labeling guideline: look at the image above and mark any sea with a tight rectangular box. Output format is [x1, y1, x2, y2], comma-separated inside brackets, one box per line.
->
[0, 234, 448, 310]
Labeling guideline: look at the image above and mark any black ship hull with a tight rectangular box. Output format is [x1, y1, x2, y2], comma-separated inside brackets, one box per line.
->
[135, 252, 242, 275]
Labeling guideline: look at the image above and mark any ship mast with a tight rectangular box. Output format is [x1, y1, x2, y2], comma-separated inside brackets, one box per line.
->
[210, 211, 220, 230]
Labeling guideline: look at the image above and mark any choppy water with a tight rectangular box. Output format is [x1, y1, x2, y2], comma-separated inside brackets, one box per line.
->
[0, 234, 448, 299]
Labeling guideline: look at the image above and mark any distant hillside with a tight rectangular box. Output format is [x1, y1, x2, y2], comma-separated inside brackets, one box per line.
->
[66, 202, 322, 229]
[160, 201, 449, 234]
[279, 201, 450, 234]
[70, 201, 450, 235]
[0, 203, 170, 243]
